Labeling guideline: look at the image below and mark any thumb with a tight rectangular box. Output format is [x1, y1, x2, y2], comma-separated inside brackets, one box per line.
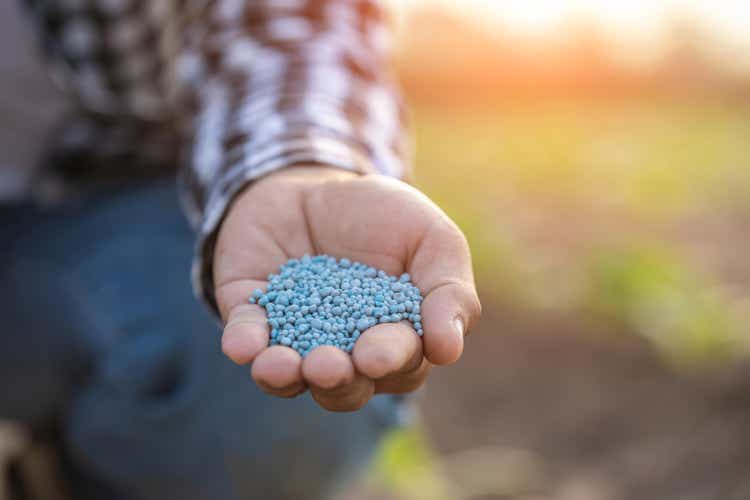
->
[409, 217, 482, 365]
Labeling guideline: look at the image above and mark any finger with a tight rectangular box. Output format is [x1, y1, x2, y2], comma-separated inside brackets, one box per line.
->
[375, 358, 432, 394]
[302, 346, 374, 412]
[352, 322, 422, 380]
[410, 219, 482, 365]
[221, 304, 270, 365]
[310, 374, 374, 412]
[302, 346, 357, 389]
[251, 346, 306, 398]
[215, 278, 268, 321]
[420, 281, 481, 365]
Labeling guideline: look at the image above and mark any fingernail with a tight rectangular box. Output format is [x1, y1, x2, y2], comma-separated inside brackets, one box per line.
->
[453, 316, 465, 338]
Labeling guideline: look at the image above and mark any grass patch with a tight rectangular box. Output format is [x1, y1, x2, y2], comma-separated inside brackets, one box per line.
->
[412, 98, 750, 365]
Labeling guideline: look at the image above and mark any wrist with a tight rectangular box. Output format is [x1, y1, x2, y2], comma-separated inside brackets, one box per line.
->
[262, 163, 360, 182]
[239, 163, 359, 198]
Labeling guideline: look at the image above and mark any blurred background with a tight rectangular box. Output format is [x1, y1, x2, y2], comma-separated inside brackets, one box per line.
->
[2, 1, 749, 499]
[346, 1, 750, 499]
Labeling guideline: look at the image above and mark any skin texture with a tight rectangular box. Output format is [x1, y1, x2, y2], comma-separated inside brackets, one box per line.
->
[214, 166, 482, 412]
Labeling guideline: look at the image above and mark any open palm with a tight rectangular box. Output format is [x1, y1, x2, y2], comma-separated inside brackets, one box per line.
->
[214, 166, 481, 411]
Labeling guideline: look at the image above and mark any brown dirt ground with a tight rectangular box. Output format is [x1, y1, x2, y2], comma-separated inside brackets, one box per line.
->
[416, 298, 750, 500]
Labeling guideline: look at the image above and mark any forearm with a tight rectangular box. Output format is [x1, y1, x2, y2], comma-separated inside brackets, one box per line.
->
[19, 0, 410, 316]
[178, 0, 410, 314]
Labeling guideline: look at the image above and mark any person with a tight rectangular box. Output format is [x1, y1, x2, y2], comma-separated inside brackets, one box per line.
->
[0, 0, 481, 498]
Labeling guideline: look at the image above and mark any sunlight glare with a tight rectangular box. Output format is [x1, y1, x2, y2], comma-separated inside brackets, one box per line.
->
[391, 0, 750, 45]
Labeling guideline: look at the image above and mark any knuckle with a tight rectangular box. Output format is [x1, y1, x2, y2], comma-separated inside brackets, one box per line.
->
[315, 380, 373, 412]
[279, 386, 306, 399]
[395, 377, 427, 394]
[227, 303, 264, 322]
[313, 372, 351, 391]
[377, 371, 429, 394]
[259, 380, 304, 398]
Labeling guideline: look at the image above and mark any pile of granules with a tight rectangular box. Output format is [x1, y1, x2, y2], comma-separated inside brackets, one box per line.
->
[250, 255, 423, 357]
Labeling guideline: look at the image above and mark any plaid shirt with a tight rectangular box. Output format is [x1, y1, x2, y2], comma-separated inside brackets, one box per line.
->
[20, 0, 408, 314]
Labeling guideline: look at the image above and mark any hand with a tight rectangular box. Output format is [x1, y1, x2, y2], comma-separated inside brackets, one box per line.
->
[214, 166, 481, 411]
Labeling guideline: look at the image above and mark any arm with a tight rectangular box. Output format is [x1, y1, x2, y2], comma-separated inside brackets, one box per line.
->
[21, 0, 407, 307]
[23, 0, 480, 411]
[175, 0, 411, 314]
[203, 1, 480, 411]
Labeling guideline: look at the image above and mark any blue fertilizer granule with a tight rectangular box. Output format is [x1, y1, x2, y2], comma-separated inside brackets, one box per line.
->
[249, 255, 423, 357]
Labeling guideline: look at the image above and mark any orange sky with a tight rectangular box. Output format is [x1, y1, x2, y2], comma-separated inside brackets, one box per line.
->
[390, 0, 750, 44]
[388, 0, 750, 71]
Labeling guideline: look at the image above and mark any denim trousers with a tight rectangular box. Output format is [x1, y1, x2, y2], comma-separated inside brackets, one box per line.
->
[0, 178, 399, 500]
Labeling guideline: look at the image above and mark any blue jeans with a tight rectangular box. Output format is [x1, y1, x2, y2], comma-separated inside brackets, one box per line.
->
[0, 179, 400, 500]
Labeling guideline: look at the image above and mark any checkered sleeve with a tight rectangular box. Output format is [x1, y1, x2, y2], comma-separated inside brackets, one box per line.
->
[21, 0, 409, 316]
[177, 0, 410, 314]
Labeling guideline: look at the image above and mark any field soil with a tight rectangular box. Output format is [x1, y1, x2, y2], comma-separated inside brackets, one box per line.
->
[415, 298, 750, 500]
